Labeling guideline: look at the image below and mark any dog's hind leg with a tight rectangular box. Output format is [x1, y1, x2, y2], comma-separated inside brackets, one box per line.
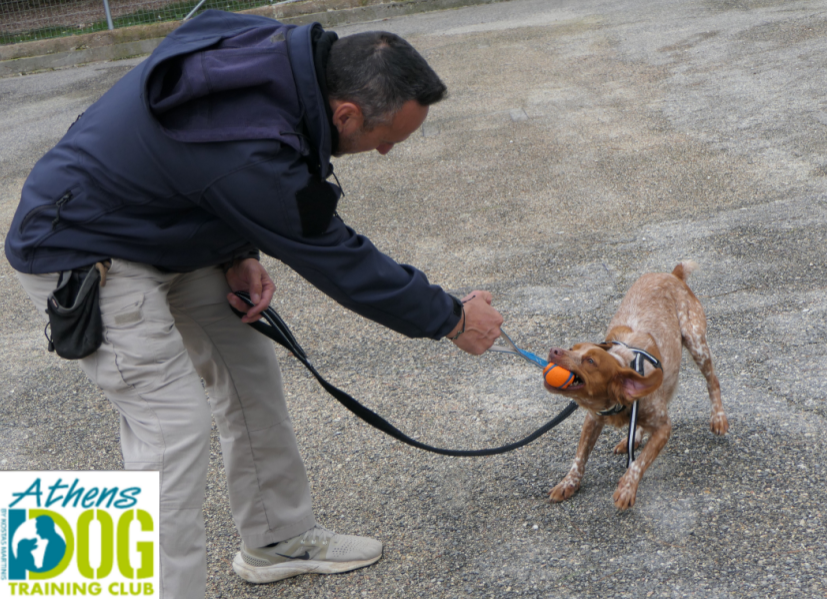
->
[612, 425, 643, 454]
[678, 293, 728, 436]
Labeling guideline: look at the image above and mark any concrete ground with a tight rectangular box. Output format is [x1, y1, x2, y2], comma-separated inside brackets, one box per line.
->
[2, 0, 827, 597]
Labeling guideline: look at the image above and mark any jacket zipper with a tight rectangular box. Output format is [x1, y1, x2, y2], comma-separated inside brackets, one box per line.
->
[51, 192, 73, 229]
[18, 191, 74, 233]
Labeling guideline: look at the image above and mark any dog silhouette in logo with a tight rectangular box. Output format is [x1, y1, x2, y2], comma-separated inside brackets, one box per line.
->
[11, 515, 67, 574]
[34, 515, 67, 571]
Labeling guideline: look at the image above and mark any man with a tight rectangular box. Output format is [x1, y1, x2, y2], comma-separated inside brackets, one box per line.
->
[5, 10, 502, 598]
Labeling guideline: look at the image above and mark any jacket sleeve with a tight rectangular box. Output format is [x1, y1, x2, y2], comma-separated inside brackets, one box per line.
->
[201, 146, 461, 340]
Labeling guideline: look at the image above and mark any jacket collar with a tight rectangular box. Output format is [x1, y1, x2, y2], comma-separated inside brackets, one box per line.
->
[287, 23, 335, 178]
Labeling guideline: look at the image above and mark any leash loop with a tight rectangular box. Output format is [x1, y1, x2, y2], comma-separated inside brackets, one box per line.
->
[231, 292, 578, 457]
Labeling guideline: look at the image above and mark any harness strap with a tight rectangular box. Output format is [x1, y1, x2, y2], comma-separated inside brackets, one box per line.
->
[232, 292, 578, 457]
[602, 340, 663, 467]
[607, 340, 662, 373]
[626, 400, 639, 469]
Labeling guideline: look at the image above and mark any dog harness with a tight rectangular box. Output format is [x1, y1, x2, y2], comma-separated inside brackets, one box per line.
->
[596, 340, 663, 467]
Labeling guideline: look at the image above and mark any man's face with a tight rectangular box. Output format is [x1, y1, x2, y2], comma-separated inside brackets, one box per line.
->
[332, 99, 429, 157]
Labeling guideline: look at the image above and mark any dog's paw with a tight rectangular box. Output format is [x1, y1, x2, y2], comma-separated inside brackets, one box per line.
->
[612, 475, 639, 510]
[710, 411, 729, 436]
[549, 478, 580, 503]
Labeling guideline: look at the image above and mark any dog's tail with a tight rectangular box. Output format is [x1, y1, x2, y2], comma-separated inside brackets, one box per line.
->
[671, 260, 699, 281]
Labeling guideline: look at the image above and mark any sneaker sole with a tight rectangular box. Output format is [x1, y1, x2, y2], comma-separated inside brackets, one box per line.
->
[232, 551, 382, 584]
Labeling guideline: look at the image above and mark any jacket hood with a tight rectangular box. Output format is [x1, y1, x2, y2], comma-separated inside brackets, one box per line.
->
[142, 10, 332, 164]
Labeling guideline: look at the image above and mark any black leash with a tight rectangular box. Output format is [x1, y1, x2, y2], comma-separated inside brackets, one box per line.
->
[231, 292, 578, 457]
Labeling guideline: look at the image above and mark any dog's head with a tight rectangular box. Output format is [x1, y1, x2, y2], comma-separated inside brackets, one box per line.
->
[544, 342, 663, 413]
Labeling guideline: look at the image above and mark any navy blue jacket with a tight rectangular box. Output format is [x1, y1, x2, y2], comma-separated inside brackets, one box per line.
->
[5, 10, 460, 339]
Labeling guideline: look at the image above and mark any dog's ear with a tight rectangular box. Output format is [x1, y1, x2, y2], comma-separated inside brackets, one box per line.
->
[608, 367, 663, 405]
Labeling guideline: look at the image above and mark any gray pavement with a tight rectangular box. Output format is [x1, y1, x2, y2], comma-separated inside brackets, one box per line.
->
[2, 0, 827, 597]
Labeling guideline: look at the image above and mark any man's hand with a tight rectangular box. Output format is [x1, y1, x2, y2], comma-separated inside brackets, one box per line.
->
[448, 290, 503, 355]
[225, 258, 275, 323]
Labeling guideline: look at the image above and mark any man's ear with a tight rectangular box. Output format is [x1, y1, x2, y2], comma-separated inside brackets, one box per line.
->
[608, 367, 663, 405]
[330, 100, 363, 136]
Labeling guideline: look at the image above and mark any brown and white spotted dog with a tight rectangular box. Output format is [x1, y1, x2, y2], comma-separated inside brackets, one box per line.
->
[544, 261, 729, 509]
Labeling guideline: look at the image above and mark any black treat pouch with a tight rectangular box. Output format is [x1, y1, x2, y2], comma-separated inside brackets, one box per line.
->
[45, 264, 105, 359]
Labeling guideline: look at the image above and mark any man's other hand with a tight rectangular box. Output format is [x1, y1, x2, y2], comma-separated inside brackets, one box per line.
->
[225, 258, 275, 323]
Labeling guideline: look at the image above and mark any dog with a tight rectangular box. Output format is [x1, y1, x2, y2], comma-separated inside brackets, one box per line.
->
[544, 261, 728, 509]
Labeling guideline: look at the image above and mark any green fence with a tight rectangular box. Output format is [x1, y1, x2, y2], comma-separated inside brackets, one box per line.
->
[1, 0, 290, 45]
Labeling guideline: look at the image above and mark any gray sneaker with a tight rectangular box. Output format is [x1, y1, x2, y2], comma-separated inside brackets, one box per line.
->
[232, 525, 383, 583]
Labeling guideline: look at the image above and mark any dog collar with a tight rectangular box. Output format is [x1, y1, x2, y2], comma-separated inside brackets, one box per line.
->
[597, 404, 626, 416]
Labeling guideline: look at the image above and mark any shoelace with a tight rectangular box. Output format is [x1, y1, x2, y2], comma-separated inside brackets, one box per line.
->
[301, 525, 333, 546]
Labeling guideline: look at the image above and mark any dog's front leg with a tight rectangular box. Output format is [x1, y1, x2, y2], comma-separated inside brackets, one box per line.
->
[550, 412, 604, 503]
[613, 420, 671, 510]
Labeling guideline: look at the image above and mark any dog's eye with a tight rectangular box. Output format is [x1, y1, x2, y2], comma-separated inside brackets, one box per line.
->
[586, 358, 595, 365]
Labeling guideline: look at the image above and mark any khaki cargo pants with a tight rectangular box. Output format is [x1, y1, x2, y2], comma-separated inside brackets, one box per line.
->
[18, 259, 315, 598]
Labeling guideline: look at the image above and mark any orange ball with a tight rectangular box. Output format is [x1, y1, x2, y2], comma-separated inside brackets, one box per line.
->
[543, 363, 574, 389]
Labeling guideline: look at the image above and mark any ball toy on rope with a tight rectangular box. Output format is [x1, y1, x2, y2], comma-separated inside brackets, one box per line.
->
[543, 363, 575, 389]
